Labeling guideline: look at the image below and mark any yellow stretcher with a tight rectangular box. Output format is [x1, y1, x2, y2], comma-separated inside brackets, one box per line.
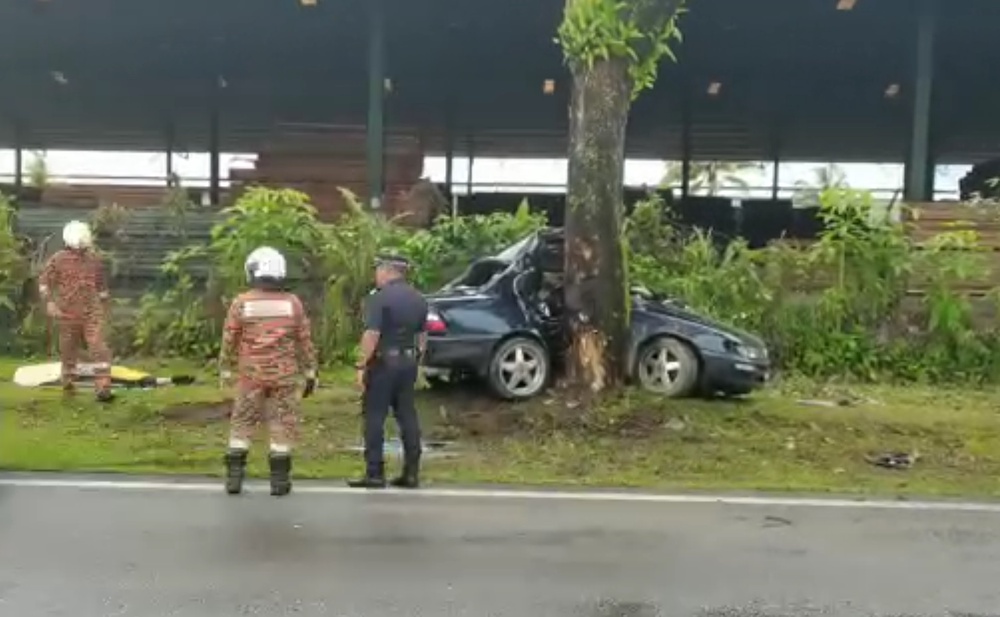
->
[12, 362, 196, 388]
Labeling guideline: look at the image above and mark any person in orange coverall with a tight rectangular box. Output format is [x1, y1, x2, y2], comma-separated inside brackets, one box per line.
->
[218, 246, 317, 497]
[38, 220, 114, 402]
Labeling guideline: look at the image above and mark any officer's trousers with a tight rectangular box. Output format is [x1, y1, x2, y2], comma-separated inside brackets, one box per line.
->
[361, 356, 421, 477]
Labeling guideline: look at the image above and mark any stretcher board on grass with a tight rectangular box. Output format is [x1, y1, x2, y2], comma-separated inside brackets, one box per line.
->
[12, 362, 195, 389]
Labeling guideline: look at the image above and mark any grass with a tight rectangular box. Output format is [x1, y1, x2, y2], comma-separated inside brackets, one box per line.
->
[1, 356, 1000, 499]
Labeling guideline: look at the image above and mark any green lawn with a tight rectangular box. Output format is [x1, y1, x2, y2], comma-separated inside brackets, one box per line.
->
[2, 357, 999, 499]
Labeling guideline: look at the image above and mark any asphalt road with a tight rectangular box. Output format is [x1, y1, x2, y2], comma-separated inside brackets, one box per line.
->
[1, 475, 999, 616]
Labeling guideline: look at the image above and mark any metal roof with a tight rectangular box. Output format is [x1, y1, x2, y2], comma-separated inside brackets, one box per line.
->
[0, 0, 997, 163]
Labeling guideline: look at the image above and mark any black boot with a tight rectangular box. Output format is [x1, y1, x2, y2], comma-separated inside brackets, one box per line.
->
[269, 453, 292, 497]
[347, 463, 386, 489]
[96, 389, 115, 403]
[347, 476, 387, 488]
[224, 449, 248, 495]
[390, 459, 420, 489]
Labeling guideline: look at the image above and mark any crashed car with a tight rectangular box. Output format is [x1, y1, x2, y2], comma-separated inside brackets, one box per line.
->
[421, 228, 770, 400]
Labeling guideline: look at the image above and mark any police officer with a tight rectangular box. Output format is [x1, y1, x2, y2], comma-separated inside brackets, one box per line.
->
[348, 254, 428, 489]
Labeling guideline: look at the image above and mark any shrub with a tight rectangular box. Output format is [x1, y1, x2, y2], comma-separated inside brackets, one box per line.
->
[7, 184, 1000, 384]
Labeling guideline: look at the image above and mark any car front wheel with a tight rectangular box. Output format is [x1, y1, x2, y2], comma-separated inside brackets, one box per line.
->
[486, 336, 550, 400]
[635, 336, 700, 398]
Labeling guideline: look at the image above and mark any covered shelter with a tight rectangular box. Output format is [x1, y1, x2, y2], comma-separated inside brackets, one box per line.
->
[0, 0, 992, 205]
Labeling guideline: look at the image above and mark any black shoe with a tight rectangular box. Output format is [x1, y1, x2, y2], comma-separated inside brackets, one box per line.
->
[390, 465, 420, 489]
[269, 453, 292, 497]
[224, 449, 248, 495]
[96, 390, 115, 403]
[346, 476, 387, 489]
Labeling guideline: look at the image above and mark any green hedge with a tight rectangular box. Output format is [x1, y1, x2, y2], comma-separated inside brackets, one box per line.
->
[4, 187, 1000, 383]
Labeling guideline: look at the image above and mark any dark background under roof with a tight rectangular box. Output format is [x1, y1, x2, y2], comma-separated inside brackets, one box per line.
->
[0, 0, 993, 163]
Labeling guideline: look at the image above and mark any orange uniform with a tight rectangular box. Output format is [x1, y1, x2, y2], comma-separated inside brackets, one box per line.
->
[39, 248, 112, 394]
[219, 288, 317, 446]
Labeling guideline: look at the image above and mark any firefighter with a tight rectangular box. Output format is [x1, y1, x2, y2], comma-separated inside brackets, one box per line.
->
[219, 246, 317, 496]
[38, 220, 114, 402]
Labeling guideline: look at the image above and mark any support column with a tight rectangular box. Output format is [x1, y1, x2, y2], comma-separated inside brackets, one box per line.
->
[770, 119, 781, 200]
[680, 89, 692, 198]
[445, 123, 456, 217]
[13, 124, 23, 195]
[466, 134, 474, 196]
[209, 108, 220, 206]
[445, 113, 455, 194]
[366, 0, 386, 209]
[904, 0, 936, 203]
[166, 121, 175, 186]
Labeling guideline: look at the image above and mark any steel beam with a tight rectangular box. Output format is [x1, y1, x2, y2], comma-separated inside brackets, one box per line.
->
[366, 0, 386, 209]
[905, 0, 936, 202]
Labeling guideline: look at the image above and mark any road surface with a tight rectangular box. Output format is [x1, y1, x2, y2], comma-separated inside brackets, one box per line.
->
[1, 474, 999, 616]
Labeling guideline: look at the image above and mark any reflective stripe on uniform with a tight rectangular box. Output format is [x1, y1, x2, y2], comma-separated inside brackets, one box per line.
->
[241, 299, 294, 318]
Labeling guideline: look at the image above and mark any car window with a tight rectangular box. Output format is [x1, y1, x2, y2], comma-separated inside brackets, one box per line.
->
[493, 236, 533, 261]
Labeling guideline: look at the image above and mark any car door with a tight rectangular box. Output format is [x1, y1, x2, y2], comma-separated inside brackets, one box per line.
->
[522, 236, 568, 354]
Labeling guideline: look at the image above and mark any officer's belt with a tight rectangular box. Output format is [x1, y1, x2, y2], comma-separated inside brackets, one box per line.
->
[378, 347, 417, 358]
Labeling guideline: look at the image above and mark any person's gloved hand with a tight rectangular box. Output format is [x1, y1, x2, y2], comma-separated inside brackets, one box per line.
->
[303, 371, 318, 398]
[219, 370, 233, 390]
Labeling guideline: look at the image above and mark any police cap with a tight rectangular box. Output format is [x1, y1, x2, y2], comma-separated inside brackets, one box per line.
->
[374, 253, 410, 272]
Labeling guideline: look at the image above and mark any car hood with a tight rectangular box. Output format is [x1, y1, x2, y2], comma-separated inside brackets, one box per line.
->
[636, 298, 766, 348]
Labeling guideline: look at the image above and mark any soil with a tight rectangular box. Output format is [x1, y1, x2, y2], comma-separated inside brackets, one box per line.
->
[161, 400, 232, 424]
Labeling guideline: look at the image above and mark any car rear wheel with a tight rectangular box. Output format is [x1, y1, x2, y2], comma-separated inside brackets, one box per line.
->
[636, 336, 699, 398]
[487, 337, 549, 400]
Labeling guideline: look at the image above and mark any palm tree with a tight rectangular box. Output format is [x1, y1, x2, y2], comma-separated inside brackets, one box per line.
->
[660, 161, 763, 196]
[793, 163, 848, 207]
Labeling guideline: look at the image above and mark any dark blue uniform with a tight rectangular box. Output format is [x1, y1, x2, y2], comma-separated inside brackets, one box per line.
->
[357, 273, 428, 486]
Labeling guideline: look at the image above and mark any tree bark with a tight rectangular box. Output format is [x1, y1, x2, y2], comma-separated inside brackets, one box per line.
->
[563, 56, 632, 393]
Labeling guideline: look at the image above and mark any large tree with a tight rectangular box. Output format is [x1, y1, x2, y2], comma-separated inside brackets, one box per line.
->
[557, 0, 686, 392]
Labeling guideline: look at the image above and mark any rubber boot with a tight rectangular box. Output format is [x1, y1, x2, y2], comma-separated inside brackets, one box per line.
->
[224, 449, 248, 495]
[269, 453, 292, 497]
[96, 389, 115, 403]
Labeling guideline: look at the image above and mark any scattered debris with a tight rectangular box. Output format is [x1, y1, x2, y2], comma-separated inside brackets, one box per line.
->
[866, 451, 918, 470]
[797, 399, 841, 408]
[342, 438, 462, 460]
[762, 515, 793, 528]
[663, 417, 687, 432]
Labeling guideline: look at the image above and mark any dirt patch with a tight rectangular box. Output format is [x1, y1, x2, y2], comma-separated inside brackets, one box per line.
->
[161, 400, 232, 424]
[423, 385, 667, 439]
[422, 387, 522, 437]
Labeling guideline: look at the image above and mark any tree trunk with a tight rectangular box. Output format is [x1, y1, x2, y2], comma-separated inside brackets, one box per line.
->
[563, 56, 632, 393]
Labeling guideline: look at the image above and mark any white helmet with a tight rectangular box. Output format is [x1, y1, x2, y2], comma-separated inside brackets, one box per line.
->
[245, 246, 287, 283]
[62, 220, 93, 249]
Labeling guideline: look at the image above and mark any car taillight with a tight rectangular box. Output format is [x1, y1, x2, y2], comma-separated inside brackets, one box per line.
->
[425, 311, 447, 334]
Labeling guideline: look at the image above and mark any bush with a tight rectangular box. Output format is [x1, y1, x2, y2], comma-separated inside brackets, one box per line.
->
[6, 184, 1000, 384]
[627, 189, 1000, 383]
[126, 188, 545, 365]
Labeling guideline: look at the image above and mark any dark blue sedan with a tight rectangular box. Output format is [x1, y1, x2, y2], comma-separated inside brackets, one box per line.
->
[421, 229, 770, 400]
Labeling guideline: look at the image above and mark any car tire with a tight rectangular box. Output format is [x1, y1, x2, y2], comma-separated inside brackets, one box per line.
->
[486, 336, 550, 400]
[635, 336, 700, 398]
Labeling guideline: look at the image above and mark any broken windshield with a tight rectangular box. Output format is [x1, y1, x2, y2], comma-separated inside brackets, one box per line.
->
[441, 234, 536, 290]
